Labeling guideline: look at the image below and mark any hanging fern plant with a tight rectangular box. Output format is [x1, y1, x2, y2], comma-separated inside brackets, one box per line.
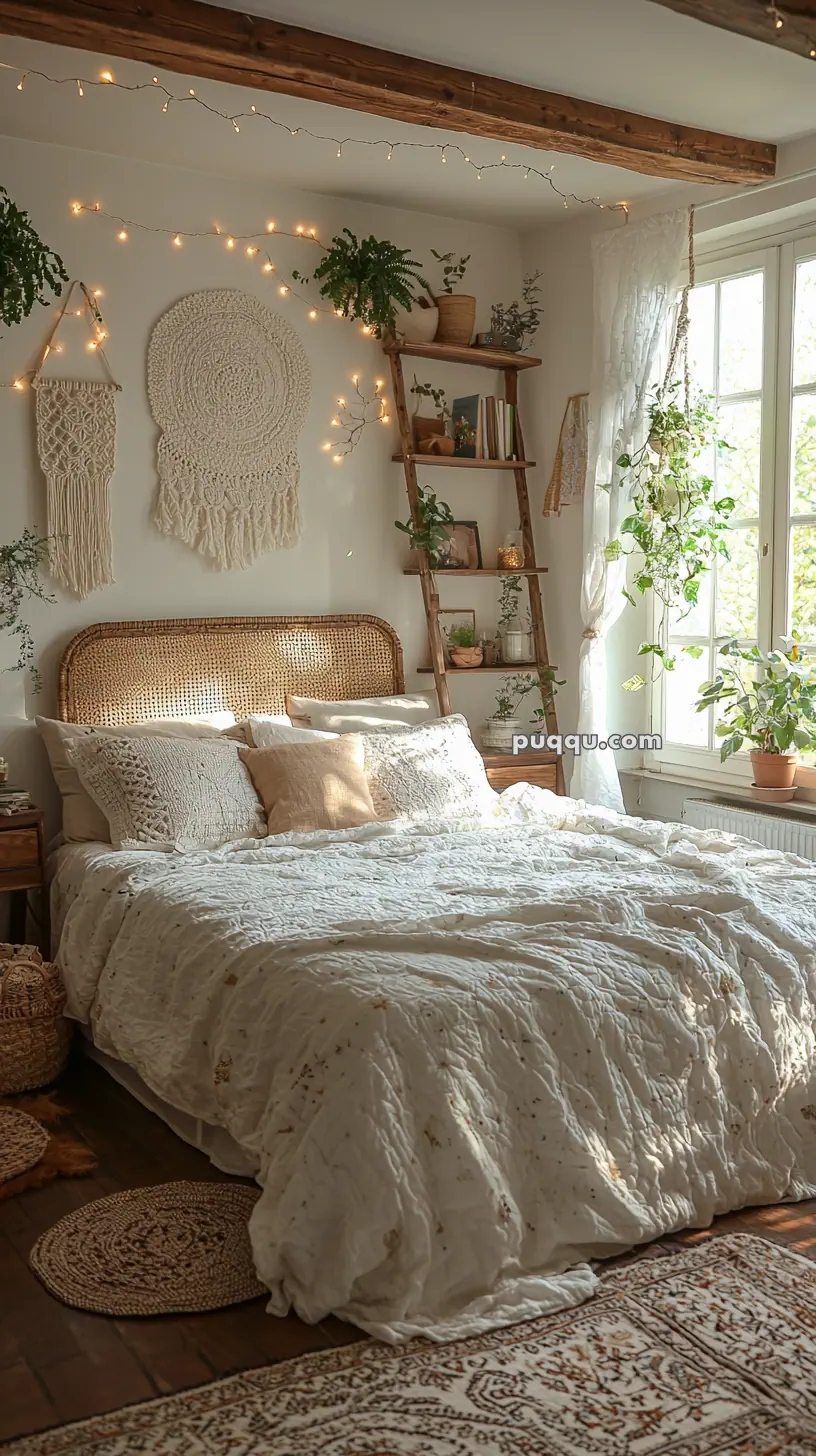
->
[0, 186, 68, 330]
[606, 383, 735, 691]
[294, 228, 429, 338]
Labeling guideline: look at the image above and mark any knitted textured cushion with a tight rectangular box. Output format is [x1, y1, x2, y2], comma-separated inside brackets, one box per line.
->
[67, 734, 265, 850]
[361, 715, 498, 823]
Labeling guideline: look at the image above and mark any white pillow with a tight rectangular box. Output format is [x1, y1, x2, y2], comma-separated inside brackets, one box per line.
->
[361, 714, 498, 823]
[36, 715, 238, 844]
[287, 692, 435, 733]
[67, 734, 266, 851]
[248, 717, 338, 748]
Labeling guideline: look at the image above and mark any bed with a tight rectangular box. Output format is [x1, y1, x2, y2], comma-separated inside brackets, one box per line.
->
[51, 614, 816, 1343]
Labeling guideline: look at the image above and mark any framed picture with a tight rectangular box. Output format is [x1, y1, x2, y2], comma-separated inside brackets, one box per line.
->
[438, 609, 477, 659]
[437, 521, 482, 570]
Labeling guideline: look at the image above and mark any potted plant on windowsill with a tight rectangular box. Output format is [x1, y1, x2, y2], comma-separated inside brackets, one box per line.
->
[695, 638, 816, 799]
[430, 250, 475, 346]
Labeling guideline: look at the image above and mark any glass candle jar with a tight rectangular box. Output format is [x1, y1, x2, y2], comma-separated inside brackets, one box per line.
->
[496, 531, 526, 570]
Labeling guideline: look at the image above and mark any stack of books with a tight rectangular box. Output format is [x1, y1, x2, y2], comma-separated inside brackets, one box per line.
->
[452, 395, 517, 461]
[0, 785, 31, 816]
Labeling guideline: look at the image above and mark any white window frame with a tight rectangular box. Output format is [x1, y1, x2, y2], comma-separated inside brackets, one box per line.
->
[645, 244, 779, 786]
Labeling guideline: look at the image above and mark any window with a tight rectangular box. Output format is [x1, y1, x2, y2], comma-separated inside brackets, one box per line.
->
[650, 234, 816, 780]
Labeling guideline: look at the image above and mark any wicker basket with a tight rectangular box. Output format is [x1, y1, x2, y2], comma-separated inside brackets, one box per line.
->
[434, 294, 476, 346]
[0, 945, 71, 1095]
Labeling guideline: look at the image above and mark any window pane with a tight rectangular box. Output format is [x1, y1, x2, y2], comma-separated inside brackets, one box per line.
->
[665, 646, 711, 746]
[793, 257, 816, 388]
[791, 525, 816, 644]
[669, 568, 711, 636]
[718, 272, 763, 395]
[716, 527, 759, 639]
[791, 392, 816, 515]
[716, 398, 761, 517]
[688, 282, 715, 396]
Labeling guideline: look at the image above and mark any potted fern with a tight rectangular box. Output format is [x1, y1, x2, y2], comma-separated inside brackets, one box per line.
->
[695, 639, 816, 798]
[293, 229, 428, 339]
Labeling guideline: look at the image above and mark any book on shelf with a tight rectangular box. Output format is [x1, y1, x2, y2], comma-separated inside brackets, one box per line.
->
[452, 394, 516, 461]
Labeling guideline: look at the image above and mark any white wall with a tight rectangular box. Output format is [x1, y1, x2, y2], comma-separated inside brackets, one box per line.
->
[0, 135, 527, 831]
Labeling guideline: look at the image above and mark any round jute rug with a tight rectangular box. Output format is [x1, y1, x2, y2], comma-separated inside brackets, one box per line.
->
[0, 1107, 48, 1183]
[29, 1180, 267, 1315]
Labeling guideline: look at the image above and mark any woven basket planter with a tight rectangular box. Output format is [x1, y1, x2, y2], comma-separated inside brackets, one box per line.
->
[434, 294, 476, 346]
[0, 946, 71, 1095]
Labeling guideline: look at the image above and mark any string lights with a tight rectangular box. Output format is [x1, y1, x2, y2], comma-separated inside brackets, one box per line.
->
[3, 280, 114, 392]
[0, 59, 628, 215]
[323, 376, 390, 461]
[762, 3, 816, 57]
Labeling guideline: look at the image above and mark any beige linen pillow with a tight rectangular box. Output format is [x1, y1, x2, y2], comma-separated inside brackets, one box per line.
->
[67, 734, 265, 851]
[285, 692, 435, 733]
[239, 737, 377, 836]
[361, 714, 498, 823]
[36, 715, 237, 843]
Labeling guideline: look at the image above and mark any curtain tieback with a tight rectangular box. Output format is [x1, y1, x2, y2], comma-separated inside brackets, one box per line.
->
[582, 627, 601, 640]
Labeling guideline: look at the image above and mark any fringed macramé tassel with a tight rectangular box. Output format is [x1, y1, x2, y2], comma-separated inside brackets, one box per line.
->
[34, 380, 117, 599]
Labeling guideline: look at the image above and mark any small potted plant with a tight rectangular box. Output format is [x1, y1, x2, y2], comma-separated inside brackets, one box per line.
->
[496, 574, 533, 664]
[482, 673, 539, 753]
[695, 639, 816, 799]
[293, 228, 428, 339]
[395, 486, 454, 568]
[483, 272, 543, 354]
[447, 623, 483, 669]
[410, 376, 454, 454]
[430, 249, 475, 346]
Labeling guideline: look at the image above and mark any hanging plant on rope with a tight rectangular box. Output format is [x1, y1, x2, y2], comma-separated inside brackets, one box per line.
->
[608, 383, 735, 690]
[604, 206, 735, 692]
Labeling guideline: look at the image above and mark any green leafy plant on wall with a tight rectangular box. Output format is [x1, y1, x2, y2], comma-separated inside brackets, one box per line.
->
[394, 486, 454, 568]
[0, 186, 68, 330]
[605, 383, 735, 690]
[0, 529, 53, 690]
[294, 229, 428, 339]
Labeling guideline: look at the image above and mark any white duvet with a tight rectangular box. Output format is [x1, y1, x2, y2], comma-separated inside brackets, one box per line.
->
[53, 788, 816, 1342]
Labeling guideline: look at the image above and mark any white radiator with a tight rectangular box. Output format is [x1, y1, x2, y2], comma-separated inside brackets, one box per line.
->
[682, 797, 816, 860]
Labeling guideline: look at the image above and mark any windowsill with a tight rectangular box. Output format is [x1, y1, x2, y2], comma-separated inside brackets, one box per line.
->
[621, 765, 816, 819]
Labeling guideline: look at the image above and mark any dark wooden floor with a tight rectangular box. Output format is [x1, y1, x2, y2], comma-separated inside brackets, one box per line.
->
[3, 1055, 816, 1446]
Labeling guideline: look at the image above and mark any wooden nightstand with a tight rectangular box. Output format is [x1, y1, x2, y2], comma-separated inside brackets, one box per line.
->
[0, 810, 48, 955]
[481, 751, 559, 794]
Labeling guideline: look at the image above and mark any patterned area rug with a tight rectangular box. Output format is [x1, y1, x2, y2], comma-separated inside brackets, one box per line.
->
[6, 1234, 816, 1455]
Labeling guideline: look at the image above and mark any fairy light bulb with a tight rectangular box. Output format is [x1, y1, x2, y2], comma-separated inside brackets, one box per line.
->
[441, 149, 447, 163]
[279, 285, 289, 295]
[361, 324, 372, 335]
[162, 102, 168, 113]
[152, 76, 159, 84]
[232, 121, 240, 133]
[322, 442, 332, 451]
[309, 228, 317, 237]
[337, 146, 342, 158]
[117, 228, 128, 241]
[54, 341, 64, 354]
[296, 225, 304, 235]
[331, 417, 340, 427]
[333, 454, 342, 463]
[245, 245, 257, 256]
[173, 234, 182, 247]
[352, 374, 359, 384]
[76, 79, 84, 97]
[100, 69, 114, 82]
[92, 287, 103, 297]
[16, 76, 24, 91]
[266, 221, 275, 232]
[70, 202, 81, 215]
[375, 379, 384, 390]
[189, 88, 196, 96]
[87, 340, 98, 351]
[308, 309, 318, 319]
[12, 379, 25, 391]
[263, 261, 274, 273]
[226, 237, 235, 249]
[387, 149, 392, 161]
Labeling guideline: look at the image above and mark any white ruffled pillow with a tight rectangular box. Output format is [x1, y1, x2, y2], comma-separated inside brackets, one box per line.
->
[67, 734, 266, 851]
[361, 715, 498, 823]
[248, 717, 338, 748]
[287, 692, 435, 733]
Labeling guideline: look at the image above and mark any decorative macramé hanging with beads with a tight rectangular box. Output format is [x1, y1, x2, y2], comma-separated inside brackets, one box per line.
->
[31, 281, 120, 599]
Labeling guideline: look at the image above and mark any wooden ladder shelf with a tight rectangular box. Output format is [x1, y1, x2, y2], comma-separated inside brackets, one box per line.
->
[386, 339, 565, 795]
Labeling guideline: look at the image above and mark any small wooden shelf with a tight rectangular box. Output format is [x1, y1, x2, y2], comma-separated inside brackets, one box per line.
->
[384, 340, 541, 371]
[403, 567, 548, 576]
[392, 454, 535, 469]
[417, 663, 540, 674]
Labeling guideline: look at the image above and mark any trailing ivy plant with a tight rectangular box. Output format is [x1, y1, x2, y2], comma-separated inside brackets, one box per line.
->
[293, 229, 428, 338]
[497, 573, 524, 630]
[0, 529, 53, 690]
[430, 249, 470, 294]
[695, 639, 816, 760]
[490, 271, 544, 351]
[410, 375, 450, 420]
[605, 383, 735, 691]
[493, 669, 564, 722]
[394, 486, 454, 568]
[0, 187, 68, 330]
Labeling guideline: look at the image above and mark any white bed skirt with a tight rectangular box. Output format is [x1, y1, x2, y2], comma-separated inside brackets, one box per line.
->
[79, 1027, 259, 1179]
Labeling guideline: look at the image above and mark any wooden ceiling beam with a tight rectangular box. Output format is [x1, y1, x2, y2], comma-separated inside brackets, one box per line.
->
[648, 1, 816, 60]
[0, 0, 776, 185]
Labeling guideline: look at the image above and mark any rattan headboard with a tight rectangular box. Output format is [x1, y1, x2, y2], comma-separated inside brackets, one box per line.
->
[58, 614, 405, 725]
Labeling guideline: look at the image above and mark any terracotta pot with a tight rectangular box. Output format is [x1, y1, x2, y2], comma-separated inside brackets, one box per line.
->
[751, 785, 796, 803]
[434, 294, 477, 346]
[450, 646, 483, 669]
[750, 750, 798, 789]
[393, 303, 439, 344]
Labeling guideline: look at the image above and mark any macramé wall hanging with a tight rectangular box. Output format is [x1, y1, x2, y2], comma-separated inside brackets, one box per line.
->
[147, 289, 311, 570]
[32, 281, 120, 599]
[543, 393, 589, 518]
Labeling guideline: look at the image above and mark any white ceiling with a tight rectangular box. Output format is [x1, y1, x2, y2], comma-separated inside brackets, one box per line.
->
[0, 0, 814, 227]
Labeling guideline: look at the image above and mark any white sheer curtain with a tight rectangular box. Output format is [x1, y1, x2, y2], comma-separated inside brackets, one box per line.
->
[570, 210, 687, 810]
